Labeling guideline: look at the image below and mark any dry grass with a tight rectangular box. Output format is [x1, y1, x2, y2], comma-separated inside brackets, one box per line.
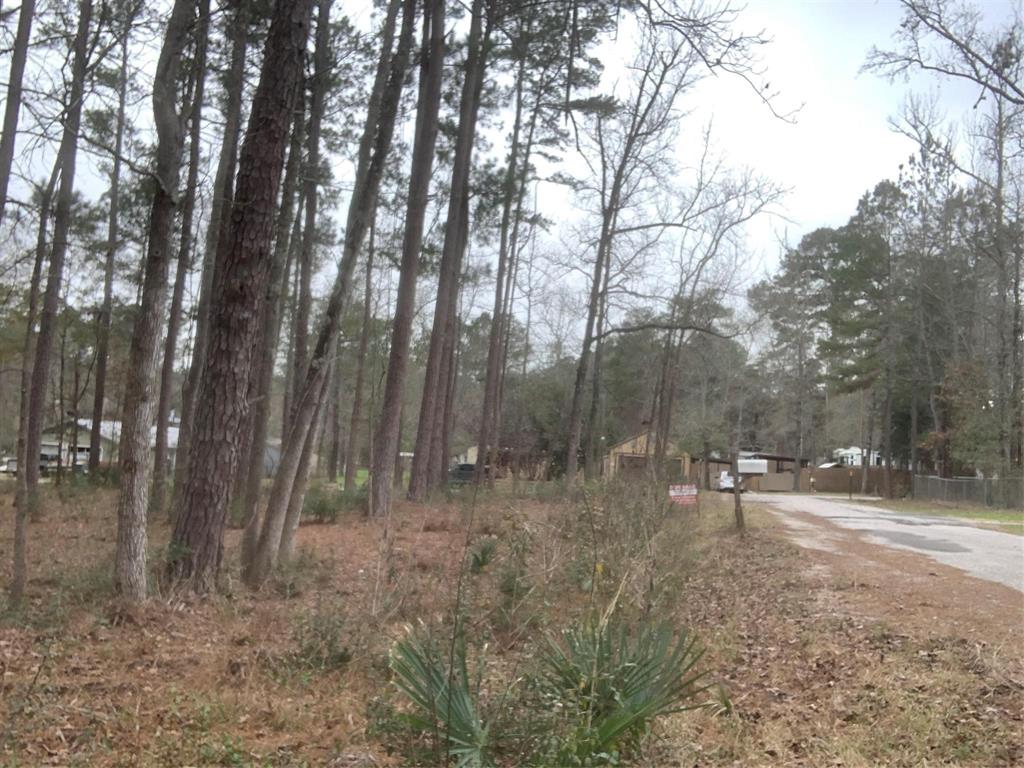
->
[0, 483, 1019, 766]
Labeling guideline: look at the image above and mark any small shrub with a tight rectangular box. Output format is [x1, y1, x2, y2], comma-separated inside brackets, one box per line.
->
[272, 547, 324, 599]
[498, 567, 528, 600]
[88, 464, 121, 487]
[198, 736, 248, 766]
[291, 601, 352, 670]
[55, 472, 91, 503]
[469, 537, 498, 574]
[366, 695, 427, 759]
[496, 526, 533, 634]
[303, 482, 341, 524]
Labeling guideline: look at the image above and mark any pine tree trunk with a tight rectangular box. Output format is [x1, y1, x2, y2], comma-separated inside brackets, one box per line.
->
[344, 217, 376, 492]
[245, 0, 414, 586]
[427, 196, 468, 489]
[0, 0, 35, 226]
[23, 0, 93, 517]
[172, 2, 250, 510]
[441, 316, 462, 484]
[408, 0, 488, 501]
[475, 53, 528, 490]
[883, 367, 893, 499]
[488, 155, 535, 488]
[861, 389, 876, 495]
[910, 386, 918, 482]
[169, 0, 314, 593]
[153, 0, 209, 518]
[89, 29, 130, 475]
[280, 193, 304, 433]
[793, 336, 805, 492]
[114, 0, 194, 603]
[10, 168, 58, 607]
[292, 0, 331, 406]
[279, 365, 330, 562]
[239, 88, 306, 568]
[370, 0, 446, 518]
[326, 335, 344, 481]
[57, 325, 66, 486]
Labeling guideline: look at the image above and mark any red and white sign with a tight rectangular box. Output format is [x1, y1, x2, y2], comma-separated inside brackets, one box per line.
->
[669, 483, 698, 506]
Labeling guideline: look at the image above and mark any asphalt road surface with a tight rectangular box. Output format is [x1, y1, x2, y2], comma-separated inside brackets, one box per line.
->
[748, 493, 1024, 592]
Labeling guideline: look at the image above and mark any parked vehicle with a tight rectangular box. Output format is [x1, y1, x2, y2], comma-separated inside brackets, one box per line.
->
[718, 470, 745, 492]
[448, 463, 489, 485]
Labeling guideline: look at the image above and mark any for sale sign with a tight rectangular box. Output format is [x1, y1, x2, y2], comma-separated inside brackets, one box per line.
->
[668, 483, 698, 506]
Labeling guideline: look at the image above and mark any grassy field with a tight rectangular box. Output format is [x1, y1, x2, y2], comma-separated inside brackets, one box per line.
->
[0, 482, 1020, 766]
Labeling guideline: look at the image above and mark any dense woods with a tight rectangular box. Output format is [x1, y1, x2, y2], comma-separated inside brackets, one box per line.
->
[0, 0, 1020, 594]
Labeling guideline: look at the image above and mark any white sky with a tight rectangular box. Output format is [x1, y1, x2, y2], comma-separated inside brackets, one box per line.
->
[661, 0, 1012, 271]
[2, 0, 1015, 333]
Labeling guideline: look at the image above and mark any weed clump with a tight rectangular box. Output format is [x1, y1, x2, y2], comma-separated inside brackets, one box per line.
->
[469, 537, 498, 574]
[291, 600, 352, 670]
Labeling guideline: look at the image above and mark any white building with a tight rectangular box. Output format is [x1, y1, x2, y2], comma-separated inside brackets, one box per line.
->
[832, 446, 882, 467]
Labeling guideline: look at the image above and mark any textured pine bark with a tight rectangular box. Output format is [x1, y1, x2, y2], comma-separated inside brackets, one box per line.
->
[22, 0, 93, 523]
[169, 0, 315, 593]
[475, 53, 525, 491]
[0, 0, 35, 226]
[278, 369, 330, 563]
[172, 3, 250, 514]
[89, 25, 130, 475]
[343, 218, 376, 493]
[239, 89, 306, 571]
[427, 198, 469, 489]
[10, 167, 58, 607]
[292, 0, 331, 413]
[370, 0, 446, 518]
[409, 0, 488, 501]
[114, 0, 194, 603]
[242, 0, 413, 589]
[153, 0, 209, 518]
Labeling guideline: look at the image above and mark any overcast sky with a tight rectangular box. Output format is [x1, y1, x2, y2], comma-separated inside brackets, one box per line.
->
[659, 0, 1011, 273]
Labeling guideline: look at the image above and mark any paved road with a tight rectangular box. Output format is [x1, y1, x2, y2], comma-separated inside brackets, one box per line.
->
[748, 493, 1024, 592]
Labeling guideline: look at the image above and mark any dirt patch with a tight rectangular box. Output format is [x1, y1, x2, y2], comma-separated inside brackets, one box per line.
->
[765, 502, 1024, 649]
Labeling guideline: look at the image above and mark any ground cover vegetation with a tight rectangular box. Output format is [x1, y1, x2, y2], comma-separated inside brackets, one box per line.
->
[0, 483, 1019, 766]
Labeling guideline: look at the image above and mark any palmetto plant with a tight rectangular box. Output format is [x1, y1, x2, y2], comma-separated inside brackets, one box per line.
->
[538, 618, 709, 762]
[390, 629, 491, 767]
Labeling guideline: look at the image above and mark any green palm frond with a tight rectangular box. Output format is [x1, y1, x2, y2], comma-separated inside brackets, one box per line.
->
[538, 619, 709, 760]
[390, 629, 491, 768]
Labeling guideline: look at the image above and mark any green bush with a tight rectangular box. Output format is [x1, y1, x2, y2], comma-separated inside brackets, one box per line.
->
[536, 619, 708, 764]
[302, 482, 340, 524]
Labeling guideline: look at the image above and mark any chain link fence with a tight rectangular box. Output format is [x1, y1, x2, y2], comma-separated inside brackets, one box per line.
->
[912, 475, 1024, 509]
